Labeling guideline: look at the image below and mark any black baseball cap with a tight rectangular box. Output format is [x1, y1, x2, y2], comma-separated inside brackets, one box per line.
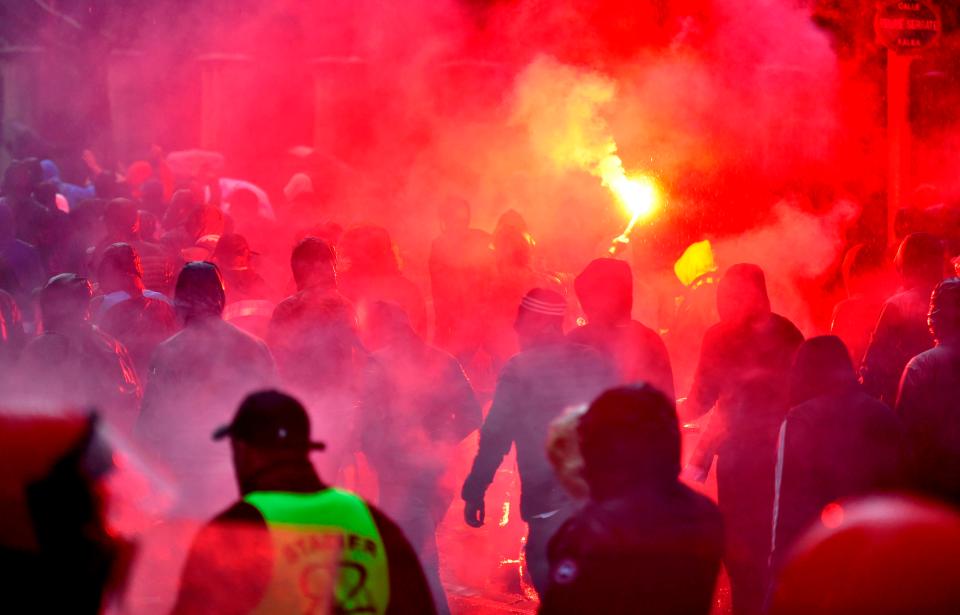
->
[213, 390, 326, 451]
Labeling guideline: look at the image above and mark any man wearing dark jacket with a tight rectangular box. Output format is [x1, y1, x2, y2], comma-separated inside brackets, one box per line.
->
[897, 278, 960, 506]
[461, 288, 617, 594]
[772, 336, 902, 569]
[540, 384, 724, 615]
[171, 390, 436, 615]
[682, 263, 803, 615]
[568, 258, 675, 399]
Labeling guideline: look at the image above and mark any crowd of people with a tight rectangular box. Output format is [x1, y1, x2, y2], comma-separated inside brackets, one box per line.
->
[1, 148, 960, 615]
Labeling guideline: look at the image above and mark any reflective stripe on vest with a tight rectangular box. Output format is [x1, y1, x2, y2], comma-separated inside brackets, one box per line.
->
[244, 488, 390, 615]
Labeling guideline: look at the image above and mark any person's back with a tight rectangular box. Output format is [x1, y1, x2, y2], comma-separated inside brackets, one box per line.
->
[830, 243, 889, 368]
[462, 340, 617, 517]
[541, 385, 723, 615]
[18, 274, 141, 432]
[267, 238, 360, 398]
[861, 232, 943, 404]
[682, 264, 803, 615]
[462, 289, 618, 593]
[861, 286, 936, 400]
[492, 341, 617, 514]
[897, 278, 960, 506]
[139, 317, 275, 448]
[137, 263, 275, 516]
[773, 336, 902, 567]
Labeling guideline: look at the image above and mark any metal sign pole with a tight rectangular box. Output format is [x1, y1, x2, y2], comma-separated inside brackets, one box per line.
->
[887, 50, 912, 247]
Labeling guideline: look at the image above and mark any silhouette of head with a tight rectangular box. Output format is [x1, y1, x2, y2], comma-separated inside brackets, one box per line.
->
[578, 384, 680, 500]
[514, 288, 565, 350]
[929, 278, 960, 345]
[97, 243, 144, 295]
[40, 273, 93, 332]
[214, 390, 325, 493]
[291, 236, 337, 290]
[717, 263, 771, 324]
[575, 258, 633, 325]
[174, 262, 225, 323]
[895, 232, 943, 288]
[789, 336, 857, 407]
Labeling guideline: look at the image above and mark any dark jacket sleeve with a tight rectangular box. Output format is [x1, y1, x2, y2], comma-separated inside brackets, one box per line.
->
[683, 326, 723, 421]
[461, 360, 520, 502]
[771, 415, 821, 569]
[860, 301, 903, 403]
[369, 505, 438, 615]
[170, 502, 272, 615]
[443, 355, 483, 442]
[644, 327, 676, 401]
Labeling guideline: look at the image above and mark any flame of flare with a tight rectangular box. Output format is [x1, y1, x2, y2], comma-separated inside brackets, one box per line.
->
[513, 57, 661, 238]
[598, 155, 659, 221]
[606, 168, 661, 254]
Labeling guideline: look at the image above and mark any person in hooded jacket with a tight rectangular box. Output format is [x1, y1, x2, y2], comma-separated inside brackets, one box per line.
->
[137, 262, 276, 518]
[896, 278, 960, 507]
[540, 384, 724, 615]
[568, 258, 675, 399]
[681, 263, 803, 615]
[860, 232, 944, 405]
[771, 336, 902, 570]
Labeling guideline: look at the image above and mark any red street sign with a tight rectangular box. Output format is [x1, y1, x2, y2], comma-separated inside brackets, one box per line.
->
[875, 1, 942, 54]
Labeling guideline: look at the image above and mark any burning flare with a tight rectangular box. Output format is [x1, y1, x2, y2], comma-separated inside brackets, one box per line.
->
[606, 170, 660, 254]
